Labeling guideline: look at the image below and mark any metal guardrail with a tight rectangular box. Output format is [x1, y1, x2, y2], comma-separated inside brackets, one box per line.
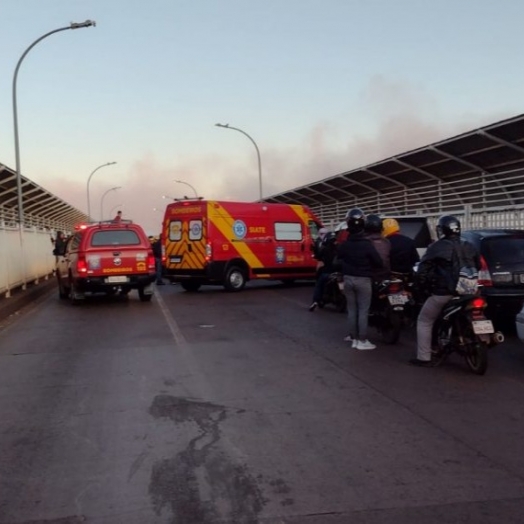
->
[312, 168, 524, 231]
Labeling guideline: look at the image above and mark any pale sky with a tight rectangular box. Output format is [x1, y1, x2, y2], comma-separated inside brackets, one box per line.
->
[1, 0, 523, 233]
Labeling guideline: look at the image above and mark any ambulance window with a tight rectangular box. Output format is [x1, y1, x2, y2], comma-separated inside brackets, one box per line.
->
[169, 220, 182, 241]
[309, 221, 321, 241]
[275, 222, 302, 241]
[189, 220, 202, 241]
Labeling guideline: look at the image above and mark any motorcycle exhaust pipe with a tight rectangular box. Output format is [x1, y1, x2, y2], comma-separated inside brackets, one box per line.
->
[491, 331, 505, 345]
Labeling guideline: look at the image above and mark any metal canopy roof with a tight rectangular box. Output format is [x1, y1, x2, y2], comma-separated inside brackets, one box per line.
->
[0, 162, 87, 230]
[264, 113, 524, 208]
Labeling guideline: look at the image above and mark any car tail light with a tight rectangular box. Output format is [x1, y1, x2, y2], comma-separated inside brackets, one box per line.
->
[205, 243, 212, 261]
[478, 255, 492, 287]
[77, 256, 88, 274]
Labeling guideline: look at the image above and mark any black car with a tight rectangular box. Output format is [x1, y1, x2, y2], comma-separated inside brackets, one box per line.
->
[461, 229, 524, 315]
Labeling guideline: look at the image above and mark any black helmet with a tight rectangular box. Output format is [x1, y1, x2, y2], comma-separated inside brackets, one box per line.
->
[323, 231, 336, 244]
[436, 215, 461, 238]
[345, 207, 365, 234]
[365, 214, 383, 233]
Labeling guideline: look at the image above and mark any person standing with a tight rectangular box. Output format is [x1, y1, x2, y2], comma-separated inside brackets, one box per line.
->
[411, 215, 480, 367]
[337, 208, 383, 350]
[150, 235, 164, 285]
[113, 210, 122, 223]
[52, 231, 66, 264]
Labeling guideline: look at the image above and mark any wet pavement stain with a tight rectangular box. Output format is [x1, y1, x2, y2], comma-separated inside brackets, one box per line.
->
[148, 395, 266, 524]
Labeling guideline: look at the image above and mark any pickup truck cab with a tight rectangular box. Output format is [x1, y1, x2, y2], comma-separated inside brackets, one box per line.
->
[56, 220, 155, 304]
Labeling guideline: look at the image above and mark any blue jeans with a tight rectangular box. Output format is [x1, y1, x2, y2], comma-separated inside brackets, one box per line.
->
[313, 272, 330, 302]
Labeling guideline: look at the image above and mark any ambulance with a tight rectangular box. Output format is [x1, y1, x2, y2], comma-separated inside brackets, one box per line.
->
[162, 200, 324, 291]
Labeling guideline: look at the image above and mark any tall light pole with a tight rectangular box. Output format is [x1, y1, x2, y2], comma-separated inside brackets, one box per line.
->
[100, 186, 121, 220]
[215, 123, 262, 201]
[12, 19, 96, 289]
[87, 161, 116, 220]
[174, 180, 198, 199]
[13, 20, 96, 227]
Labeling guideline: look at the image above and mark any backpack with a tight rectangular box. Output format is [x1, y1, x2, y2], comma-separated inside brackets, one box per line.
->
[449, 240, 479, 295]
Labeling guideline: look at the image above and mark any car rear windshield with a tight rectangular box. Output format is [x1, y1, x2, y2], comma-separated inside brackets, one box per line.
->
[90, 230, 141, 247]
[483, 236, 524, 264]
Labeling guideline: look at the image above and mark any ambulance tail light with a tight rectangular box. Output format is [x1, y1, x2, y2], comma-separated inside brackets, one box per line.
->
[205, 243, 212, 261]
[76, 256, 88, 274]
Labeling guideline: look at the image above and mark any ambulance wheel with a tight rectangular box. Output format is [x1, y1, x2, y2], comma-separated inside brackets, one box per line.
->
[181, 281, 201, 292]
[224, 266, 246, 292]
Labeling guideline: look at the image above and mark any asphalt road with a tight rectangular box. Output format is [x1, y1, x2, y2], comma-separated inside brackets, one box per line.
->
[1, 281, 524, 524]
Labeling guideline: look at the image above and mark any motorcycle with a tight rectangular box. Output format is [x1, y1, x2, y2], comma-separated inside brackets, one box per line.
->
[369, 276, 412, 344]
[432, 294, 504, 375]
[318, 272, 347, 313]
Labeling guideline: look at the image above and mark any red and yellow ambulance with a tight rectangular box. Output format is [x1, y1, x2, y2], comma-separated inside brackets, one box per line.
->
[162, 200, 324, 291]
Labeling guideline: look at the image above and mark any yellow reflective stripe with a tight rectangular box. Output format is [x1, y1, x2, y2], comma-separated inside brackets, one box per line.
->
[289, 204, 311, 227]
[210, 202, 263, 267]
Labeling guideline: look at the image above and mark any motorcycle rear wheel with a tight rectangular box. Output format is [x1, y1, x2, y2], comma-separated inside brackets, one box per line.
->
[465, 341, 488, 375]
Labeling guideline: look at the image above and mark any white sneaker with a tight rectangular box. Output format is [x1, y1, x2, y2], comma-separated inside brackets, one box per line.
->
[356, 339, 376, 350]
[343, 335, 353, 342]
[352, 340, 358, 348]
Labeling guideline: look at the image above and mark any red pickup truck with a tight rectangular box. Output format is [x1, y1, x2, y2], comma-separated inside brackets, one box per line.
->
[56, 220, 156, 304]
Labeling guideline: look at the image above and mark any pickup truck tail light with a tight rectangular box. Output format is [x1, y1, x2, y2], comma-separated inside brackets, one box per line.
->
[77, 256, 88, 274]
[148, 253, 156, 270]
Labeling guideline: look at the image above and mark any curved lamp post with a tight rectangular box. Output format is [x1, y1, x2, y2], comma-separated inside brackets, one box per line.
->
[13, 20, 96, 227]
[215, 123, 262, 201]
[12, 19, 96, 290]
[87, 161, 117, 220]
[100, 186, 121, 220]
[173, 180, 198, 199]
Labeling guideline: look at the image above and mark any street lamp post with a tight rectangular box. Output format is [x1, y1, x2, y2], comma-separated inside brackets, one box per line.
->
[86, 161, 117, 220]
[13, 20, 96, 228]
[12, 19, 96, 290]
[100, 186, 121, 220]
[215, 123, 262, 201]
[174, 180, 198, 199]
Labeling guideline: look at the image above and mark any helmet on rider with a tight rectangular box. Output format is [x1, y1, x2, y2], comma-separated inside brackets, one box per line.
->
[364, 214, 383, 234]
[323, 231, 336, 244]
[382, 218, 400, 237]
[436, 215, 461, 238]
[345, 207, 365, 234]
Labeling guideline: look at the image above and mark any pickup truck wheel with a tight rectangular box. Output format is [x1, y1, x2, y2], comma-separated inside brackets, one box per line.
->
[57, 274, 68, 300]
[138, 286, 153, 302]
[69, 279, 82, 305]
[224, 266, 246, 292]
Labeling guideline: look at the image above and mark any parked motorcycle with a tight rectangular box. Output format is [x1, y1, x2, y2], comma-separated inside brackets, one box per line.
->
[369, 276, 412, 344]
[318, 272, 347, 313]
[432, 294, 504, 375]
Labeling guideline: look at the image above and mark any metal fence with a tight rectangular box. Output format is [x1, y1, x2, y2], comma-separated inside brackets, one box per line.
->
[312, 168, 524, 235]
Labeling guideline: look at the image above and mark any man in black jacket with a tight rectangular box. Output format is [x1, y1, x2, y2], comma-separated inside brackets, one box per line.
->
[382, 218, 420, 275]
[309, 231, 338, 311]
[337, 208, 383, 350]
[411, 215, 480, 367]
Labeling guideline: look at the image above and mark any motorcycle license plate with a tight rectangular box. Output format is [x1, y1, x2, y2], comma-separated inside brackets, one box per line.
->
[388, 293, 408, 305]
[337, 282, 345, 291]
[472, 320, 494, 334]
